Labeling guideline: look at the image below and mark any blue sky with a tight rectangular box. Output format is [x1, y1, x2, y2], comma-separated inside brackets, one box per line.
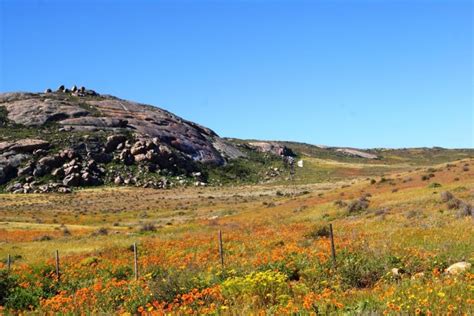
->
[0, 0, 472, 148]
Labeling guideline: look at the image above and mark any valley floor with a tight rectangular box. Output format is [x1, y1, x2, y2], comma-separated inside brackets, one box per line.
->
[0, 158, 473, 314]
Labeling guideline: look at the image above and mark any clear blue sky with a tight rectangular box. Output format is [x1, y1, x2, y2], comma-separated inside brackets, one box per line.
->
[1, 0, 472, 148]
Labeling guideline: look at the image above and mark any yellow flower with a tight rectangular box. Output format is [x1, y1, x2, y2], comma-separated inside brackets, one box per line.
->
[437, 292, 445, 298]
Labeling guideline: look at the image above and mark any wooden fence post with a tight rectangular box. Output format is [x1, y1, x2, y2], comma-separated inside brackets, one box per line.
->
[133, 242, 138, 280]
[218, 230, 224, 268]
[329, 224, 336, 266]
[7, 254, 11, 272]
[55, 250, 60, 281]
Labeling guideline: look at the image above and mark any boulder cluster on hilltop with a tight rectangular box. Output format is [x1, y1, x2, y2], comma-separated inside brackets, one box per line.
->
[44, 84, 99, 97]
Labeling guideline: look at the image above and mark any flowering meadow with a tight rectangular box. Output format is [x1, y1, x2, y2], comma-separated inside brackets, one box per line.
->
[0, 158, 473, 314]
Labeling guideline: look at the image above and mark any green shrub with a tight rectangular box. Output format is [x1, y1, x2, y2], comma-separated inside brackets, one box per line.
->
[4, 286, 41, 310]
[338, 252, 384, 289]
[305, 224, 331, 239]
[0, 106, 9, 126]
[347, 197, 370, 214]
[106, 265, 133, 280]
[147, 267, 214, 303]
[0, 270, 17, 305]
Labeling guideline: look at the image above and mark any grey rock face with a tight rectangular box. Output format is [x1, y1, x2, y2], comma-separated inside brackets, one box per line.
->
[2, 98, 89, 126]
[335, 148, 378, 159]
[248, 142, 294, 157]
[0, 90, 243, 164]
[0, 139, 49, 154]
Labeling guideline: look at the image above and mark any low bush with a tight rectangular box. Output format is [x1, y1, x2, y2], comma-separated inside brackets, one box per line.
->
[93, 227, 109, 236]
[456, 203, 472, 218]
[440, 191, 454, 202]
[4, 286, 41, 310]
[305, 224, 331, 239]
[347, 196, 370, 214]
[147, 267, 215, 303]
[447, 198, 462, 210]
[338, 252, 385, 289]
[0, 270, 17, 306]
[139, 223, 156, 232]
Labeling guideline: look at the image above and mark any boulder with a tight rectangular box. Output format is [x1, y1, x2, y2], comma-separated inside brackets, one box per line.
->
[130, 141, 147, 155]
[63, 173, 82, 187]
[33, 149, 48, 157]
[119, 149, 134, 165]
[33, 165, 50, 177]
[114, 176, 124, 185]
[105, 135, 127, 152]
[1, 153, 29, 168]
[81, 172, 102, 186]
[57, 186, 72, 194]
[59, 149, 77, 160]
[390, 268, 406, 278]
[38, 155, 64, 169]
[18, 163, 34, 176]
[446, 262, 472, 275]
[134, 154, 147, 163]
[6, 182, 23, 192]
[145, 150, 159, 163]
[64, 165, 80, 176]
[51, 167, 65, 178]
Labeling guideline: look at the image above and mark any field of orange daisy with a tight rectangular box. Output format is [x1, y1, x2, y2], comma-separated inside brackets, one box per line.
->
[0, 158, 473, 314]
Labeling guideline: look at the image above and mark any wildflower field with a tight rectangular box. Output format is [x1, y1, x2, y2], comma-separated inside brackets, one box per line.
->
[0, 157, 473, 315]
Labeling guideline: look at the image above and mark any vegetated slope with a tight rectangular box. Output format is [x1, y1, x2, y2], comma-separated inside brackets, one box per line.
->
[226, 139, 474, 185]
[0, 157, 472, 314]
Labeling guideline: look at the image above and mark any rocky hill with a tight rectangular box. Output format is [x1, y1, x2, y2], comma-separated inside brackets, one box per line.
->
[1, 86, 472, 194]
[0, 86, 260, 193]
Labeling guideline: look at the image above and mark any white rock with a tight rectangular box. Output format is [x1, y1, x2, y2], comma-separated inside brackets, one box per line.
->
[446, 262, 471, 275]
